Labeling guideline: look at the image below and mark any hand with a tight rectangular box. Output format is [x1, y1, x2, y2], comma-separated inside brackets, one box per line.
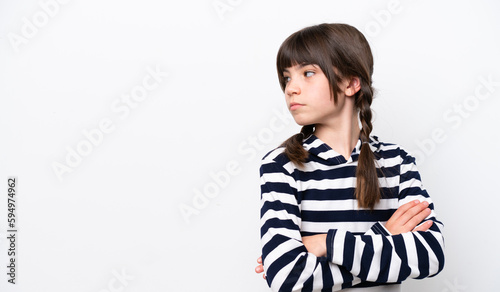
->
[385, 200, 433, 235]
[255, 256, 266, 279]
[302, 234, 327, 257]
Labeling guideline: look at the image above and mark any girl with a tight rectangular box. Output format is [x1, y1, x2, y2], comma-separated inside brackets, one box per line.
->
[256, 23, 444, 291]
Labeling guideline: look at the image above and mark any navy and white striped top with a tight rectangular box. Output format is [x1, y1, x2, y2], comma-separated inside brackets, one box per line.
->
[260, 134, 445, 291]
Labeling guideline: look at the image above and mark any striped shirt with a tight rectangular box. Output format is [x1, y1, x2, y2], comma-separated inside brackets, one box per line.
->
[260, 134, 445, 292]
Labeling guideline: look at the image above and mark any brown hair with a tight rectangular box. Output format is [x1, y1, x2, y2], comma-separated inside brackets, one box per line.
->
[277, 23, 380, 209]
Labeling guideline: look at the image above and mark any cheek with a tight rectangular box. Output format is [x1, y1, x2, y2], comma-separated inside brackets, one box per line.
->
[314, 81, 333, 103]
[313, 89, 335, 107]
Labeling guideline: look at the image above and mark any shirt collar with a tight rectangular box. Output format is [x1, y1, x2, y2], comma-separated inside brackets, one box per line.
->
[303, 134, 377, 165]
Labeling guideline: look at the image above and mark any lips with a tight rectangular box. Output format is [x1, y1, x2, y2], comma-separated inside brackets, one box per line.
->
[290, 102, 304, 111]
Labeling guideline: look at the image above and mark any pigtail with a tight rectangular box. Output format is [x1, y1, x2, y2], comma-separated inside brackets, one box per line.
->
[355, 82, 380, 209]
[280, 125, 314, 167]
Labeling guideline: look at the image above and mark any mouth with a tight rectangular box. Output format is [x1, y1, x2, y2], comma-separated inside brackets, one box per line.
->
[290, 102, 304, 111]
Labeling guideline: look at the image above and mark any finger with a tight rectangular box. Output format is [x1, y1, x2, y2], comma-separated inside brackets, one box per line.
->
[398, 201, 429, 227]
[413, 220, 433, 232]
[255, 264, 264, 273]
[403, 204, 431, 230]
[390, 200, 420, 222]
[257, 256, 262, 264]
[263, 274, 266, 280]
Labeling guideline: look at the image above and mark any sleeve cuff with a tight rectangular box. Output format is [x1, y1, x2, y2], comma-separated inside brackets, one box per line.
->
[326, 229, 337, 262]
[369, 221, 392, 236]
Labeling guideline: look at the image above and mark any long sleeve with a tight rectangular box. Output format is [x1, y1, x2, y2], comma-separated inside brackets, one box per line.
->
[260, 160, 364, 291]
[325, 150, 445, 282]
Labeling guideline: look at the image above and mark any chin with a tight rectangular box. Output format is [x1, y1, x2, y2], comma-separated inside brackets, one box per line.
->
[291, 113, 316, 126]
[292, 118, 311, 126]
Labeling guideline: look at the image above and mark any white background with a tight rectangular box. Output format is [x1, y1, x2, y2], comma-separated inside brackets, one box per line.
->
[1, 0, 499, 291]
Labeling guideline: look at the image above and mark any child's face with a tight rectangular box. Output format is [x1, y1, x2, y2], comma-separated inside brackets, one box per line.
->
[282, 64, 347, 126]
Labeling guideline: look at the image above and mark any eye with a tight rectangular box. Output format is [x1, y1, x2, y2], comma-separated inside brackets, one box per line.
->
[283, 76, 291, 83]
[305, 71, 315, 77]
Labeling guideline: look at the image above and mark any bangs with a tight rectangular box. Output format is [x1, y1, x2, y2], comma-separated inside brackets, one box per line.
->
[276, 26, 337, 94]
[277, 31, 324, 70]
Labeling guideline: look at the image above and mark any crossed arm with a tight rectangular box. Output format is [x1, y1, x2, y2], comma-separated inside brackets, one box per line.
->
[255, 199, 433, 278]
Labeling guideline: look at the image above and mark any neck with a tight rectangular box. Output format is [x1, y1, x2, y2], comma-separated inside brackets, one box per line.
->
[314, 110, 361, 160]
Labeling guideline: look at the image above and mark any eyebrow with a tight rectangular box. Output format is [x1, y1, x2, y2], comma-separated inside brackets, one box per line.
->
[283, 63, 315, 73]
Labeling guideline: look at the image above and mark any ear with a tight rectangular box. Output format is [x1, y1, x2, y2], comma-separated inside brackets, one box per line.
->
[344, 77, 361, 97]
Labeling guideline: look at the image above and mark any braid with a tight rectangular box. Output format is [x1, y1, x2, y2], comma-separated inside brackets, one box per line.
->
[357, 83, 373, 142]
[355, 82, 380, 209]
[281, 125, 314, 167]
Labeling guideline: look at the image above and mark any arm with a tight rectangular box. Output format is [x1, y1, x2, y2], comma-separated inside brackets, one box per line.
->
[258, 199, 432, 281]
[260, 160, 364, 291]
[325, 150, 445, 282]
[302, 199, 433, 258]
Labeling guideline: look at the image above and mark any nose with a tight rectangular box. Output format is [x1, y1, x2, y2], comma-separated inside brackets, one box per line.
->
[285, 79, 301, 96]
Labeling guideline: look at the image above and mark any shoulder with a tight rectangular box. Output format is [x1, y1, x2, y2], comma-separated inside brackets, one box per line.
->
[369, 135, 415, 163]
[261, 146, 289, 166]
[260, 146, 296, 175]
